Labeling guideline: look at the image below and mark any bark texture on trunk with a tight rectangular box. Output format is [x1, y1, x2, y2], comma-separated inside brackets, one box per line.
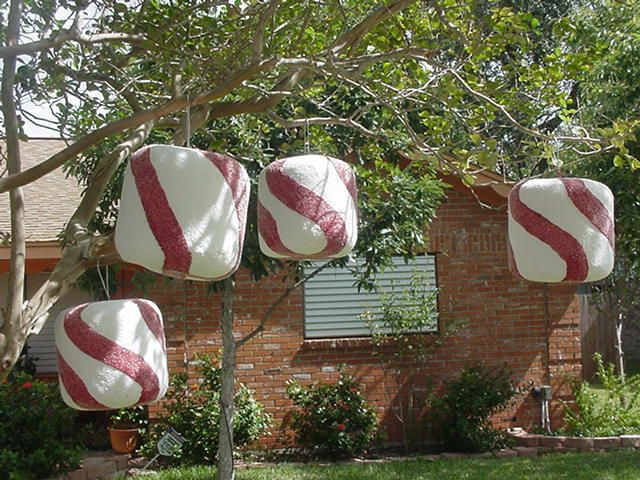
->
[217, 277, 236, 480]
[0, 0, 25, 382]
[615, 311, 625, 379]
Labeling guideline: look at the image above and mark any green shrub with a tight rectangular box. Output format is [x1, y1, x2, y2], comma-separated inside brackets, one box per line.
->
[564, 353, 640, 436]
[426, 363, 517, 453]
[286, 369, 379, 458]
[110, 405, 148, 430]
[143, 354, 270, 465]
[365, 269, 440, 364]
[0, 373, 82, 479]
[78, 421, 111, 451]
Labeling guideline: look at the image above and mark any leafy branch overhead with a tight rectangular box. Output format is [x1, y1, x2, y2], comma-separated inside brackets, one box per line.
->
[0, 0, 632, 377]
[4, 0, 625, 193]
[2, 2, 639, 478]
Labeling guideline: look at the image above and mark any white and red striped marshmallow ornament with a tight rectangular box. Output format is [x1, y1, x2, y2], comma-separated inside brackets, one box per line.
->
[508, 178, 615, 283]
[115, 145, 250, 281]
[55, 299, 168, 410]
[257, 154, 358, 259]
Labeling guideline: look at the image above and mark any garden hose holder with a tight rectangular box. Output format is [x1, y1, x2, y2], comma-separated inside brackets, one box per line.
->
[532, 385, 553, 435]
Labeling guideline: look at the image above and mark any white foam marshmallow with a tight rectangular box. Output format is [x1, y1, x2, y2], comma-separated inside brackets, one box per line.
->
[115, 145, 250, 281]
[257, 154, 358, 259]
[508, 178, 615, 283]
[55, 299, 168, 411]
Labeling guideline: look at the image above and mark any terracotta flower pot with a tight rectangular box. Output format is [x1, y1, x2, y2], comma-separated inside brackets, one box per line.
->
[108, 427, 140, 454]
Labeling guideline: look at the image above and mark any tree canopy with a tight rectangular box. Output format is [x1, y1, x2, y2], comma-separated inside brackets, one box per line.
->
[561, 0, 640, 376]
[2, 1, 638, 478]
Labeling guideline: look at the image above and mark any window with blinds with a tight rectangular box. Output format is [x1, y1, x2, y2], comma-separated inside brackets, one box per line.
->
[303, 254, 438, 339]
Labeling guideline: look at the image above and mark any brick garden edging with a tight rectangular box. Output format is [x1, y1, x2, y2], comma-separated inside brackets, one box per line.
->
[51, 451, 130, 480]
[51, 431, 640, 479]
[507, 428, 640, 453]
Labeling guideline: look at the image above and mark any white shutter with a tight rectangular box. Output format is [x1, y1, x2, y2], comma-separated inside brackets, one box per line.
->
[304, 255, 438, 339]
[24, 273, 93, 374]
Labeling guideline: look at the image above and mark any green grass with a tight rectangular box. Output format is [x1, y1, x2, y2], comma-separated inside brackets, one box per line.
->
[137, 451, 640, 480]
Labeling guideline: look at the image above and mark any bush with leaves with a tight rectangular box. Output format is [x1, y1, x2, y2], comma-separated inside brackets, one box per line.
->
[563, 353, 640, 437]
[143, 354, 270, 466]
[426, 363, 517, 453]
[109, 405, 148, 430]
[0, 373, 82, 479]
[365, 270, 439, 362]
[286, 370, 379, 458]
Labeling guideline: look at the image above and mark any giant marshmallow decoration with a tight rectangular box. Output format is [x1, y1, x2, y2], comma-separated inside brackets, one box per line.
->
[115, 144, 250, 281]
[55, 299, 168, 410]
[258, 154, 358, 259]
[508, 178, 615, 283]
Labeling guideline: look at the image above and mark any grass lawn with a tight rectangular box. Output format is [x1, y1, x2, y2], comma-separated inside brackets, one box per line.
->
[138, 451, 640, 479]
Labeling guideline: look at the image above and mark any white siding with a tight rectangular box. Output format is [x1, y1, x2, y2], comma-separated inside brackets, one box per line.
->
[304, 255, 438, 338]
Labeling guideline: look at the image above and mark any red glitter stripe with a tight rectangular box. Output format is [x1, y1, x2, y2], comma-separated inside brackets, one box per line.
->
[64, 304, 161, 404]
[507, 240, 522, 279]
[57, 351, 107, 410]
[257, 200, 297, 257]
[510, 182, 589, 282]
[202, 151, 249, 277]
[266, 160, 347, 257]
[133, 300, 166, 353]
[561, 178, 615, 249]
[130, 146, 192, 276]
[326, 157, 358, 204]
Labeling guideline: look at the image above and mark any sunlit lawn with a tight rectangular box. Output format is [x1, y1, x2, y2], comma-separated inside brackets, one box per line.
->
[137, 450, 640, 480]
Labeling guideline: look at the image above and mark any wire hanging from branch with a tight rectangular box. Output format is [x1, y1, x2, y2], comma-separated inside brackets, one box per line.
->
[96, 256, 110, 300]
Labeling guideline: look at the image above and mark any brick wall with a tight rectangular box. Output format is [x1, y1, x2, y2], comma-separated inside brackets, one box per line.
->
[122, 188, 581, 447]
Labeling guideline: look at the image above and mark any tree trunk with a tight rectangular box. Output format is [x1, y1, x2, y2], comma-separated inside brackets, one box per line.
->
[615, 311, 625, 379]
[0, 0, 25, 382]
[218, 277, 236, 480]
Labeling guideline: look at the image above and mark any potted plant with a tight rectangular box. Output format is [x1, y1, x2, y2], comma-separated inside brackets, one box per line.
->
[108, 406, 147, 454]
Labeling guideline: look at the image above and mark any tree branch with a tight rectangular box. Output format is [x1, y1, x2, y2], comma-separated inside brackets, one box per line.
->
[26, 123, 150, 337]
[267, 111, 383, 139]
[0, 28, 145, 59]
[172, 105, 210, 146]
[65, 121, 155, 242]
[345, 47, 439, 74]
[252, 0, 280, 63]
[0, 59, 278, 193]
[0, 99, 181, 193]
[446, 69, 604, 145]
[22, 233, 120, 337]
[236, 261, 334, 348]
[0, 0, 26, 378]
[330, 0, 418, 55]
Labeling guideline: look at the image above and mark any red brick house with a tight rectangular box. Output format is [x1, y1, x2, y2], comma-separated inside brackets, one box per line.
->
[0, 140, 582, 445]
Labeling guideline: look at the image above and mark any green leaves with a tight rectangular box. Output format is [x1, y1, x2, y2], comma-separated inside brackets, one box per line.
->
[0, 373, 83, 479]
[286, 369, 379, 458]
[564, 354, 640, 437]
[426, 363, 517, 453]
[142, 353, 271, 466]
[354, 161, 445, 289]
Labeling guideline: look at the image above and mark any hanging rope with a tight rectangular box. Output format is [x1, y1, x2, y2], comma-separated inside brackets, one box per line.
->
[96, 256, 110, 300]
[185, 93, 191, 148]
[304, 117, 310, 154]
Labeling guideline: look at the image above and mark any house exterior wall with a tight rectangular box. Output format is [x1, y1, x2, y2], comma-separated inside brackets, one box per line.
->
[120, 188, 582, 446]
[622, 306, 640, 364]
[0, 274, 93, 375]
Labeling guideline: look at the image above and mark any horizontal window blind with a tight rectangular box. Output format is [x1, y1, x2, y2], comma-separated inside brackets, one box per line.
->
[24, 274, 93, 374]
[304, 255, 438, 339]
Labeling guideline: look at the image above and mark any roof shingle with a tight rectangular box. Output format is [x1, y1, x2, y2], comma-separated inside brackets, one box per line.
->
[0, 140, 84, 242]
